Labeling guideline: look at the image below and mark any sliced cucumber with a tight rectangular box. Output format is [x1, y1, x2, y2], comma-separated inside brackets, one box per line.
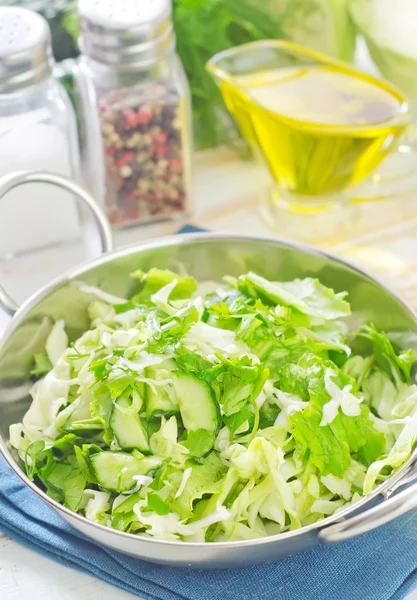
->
[172, 371, 220, 435]
[110, 396, 149, 453]
[145, 359, 180, 419]
[91, 451, 160, 493]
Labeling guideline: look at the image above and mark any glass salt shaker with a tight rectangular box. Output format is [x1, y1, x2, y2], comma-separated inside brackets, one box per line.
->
[0, 6, 81, 257]
[75, 0, 192, 228]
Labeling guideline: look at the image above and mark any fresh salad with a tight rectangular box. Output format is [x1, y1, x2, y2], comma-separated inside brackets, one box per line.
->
[9, 269, 417, 542]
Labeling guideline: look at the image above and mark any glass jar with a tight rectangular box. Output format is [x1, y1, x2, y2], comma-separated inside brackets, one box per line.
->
[0, 6, 81, 257]
[2, 0, 78, 61]
[75, 0, 192, 228]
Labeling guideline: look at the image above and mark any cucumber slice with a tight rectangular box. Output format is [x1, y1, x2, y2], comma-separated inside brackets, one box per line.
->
[91, 451, 160, 493]
[110, 396, 149, 453]
[145, 359, 180, 419]
[172, 371, 220, 434]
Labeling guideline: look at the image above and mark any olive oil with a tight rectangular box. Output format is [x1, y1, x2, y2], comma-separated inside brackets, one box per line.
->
[219, 64, 408, 195]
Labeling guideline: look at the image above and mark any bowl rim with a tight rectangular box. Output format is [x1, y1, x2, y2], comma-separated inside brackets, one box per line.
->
[1, 231, 416, 549]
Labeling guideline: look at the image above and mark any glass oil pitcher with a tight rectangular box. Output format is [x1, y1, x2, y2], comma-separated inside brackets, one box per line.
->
[207, 40, 417, 240]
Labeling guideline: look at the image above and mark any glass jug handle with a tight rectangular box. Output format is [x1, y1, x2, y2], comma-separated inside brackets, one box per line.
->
[350, 130, 417, 203]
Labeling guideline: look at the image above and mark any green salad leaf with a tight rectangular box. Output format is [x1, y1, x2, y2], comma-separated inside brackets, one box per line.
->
[357, 324, 416, 384]
[31, 353, 53, 376]
[9, 269, 417, 543]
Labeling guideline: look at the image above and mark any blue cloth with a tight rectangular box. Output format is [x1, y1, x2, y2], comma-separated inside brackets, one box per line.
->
[2, 456, 417, 600]
[1, 224, 417, 600]
[176, 224, 206, 234]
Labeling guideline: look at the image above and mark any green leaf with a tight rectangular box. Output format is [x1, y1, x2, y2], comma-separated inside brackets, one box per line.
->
[147, 493, 170, 516]
[25, 440, 49, 480]
[62, 1, 80, 41]
[114, 300, 137, 314]
[357, 324, 416, 384]
[112, 492, 141, 515]
[31, 353, 53, 376]
[107, 367, 136, 399]
[64, 470, 87, 512]
[63, 418, 104, 436]
[184, 429, 215, 458]
[289, 353, 384, 476]
[350, 410, 386, 467]
[91, 384, 113, 428]
[224, 406, 253, 436]
[259, 409, 280, 429]
[131, 268, 197, 301]
[144, 305, 199, 355]
[174, 345, 213, 374]
[40, 462, 73, 500]
[89, 356, 110, 379]
[52, 434, 77, 450]
[83, 444, 103, 459]
[291, 405, 351, 477]
[342, 355, 374, 386]
[74, 446, 97, 484]
[112, 511, 136, 531]
[274, 361, 310, 401]
[149, 459, 172, 491]
[171, 453, 227, 519]
[238, 272, 350, 321]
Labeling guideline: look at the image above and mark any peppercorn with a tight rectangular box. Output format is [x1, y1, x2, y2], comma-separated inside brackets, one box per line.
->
[97, 82, 189, 227]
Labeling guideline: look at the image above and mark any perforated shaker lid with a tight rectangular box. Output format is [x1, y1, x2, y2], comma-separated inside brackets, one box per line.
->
[0, 7, 53, 93]
[78, 0, 175, 69]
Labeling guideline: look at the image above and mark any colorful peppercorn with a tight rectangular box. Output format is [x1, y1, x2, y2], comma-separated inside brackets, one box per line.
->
[97, 83, 189, 227]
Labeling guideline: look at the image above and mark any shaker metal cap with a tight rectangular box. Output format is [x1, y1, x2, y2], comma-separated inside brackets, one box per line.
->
[0, 7, 53, 94]
[78, 0, 175, 69]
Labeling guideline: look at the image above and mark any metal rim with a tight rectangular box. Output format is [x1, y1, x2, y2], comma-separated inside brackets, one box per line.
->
[1, 231, 416, 549]
[0, 171, 113, 316]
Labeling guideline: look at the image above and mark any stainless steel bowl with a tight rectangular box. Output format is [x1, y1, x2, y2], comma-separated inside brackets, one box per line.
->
[1, 171, 417, 568]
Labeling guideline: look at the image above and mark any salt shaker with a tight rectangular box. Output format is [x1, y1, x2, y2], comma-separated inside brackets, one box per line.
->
[0, 7, 81, 257]
[75, 0, 192, 228]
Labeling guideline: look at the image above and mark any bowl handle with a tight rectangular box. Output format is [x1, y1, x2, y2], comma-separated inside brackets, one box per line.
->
[319, 461, 417, 543]
[0, 171, 113, 316]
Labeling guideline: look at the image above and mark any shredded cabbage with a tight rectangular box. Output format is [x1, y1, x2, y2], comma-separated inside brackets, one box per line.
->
[9, 268, 417, 542]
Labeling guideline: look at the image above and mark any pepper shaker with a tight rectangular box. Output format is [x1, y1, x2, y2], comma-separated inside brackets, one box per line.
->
[75, 0, 192, 228]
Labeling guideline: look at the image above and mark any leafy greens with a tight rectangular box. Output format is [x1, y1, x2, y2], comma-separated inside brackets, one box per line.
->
[9, 269, 417, 542]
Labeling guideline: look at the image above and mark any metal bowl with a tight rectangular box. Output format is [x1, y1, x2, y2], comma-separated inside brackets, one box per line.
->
[1, 171, 417, 568]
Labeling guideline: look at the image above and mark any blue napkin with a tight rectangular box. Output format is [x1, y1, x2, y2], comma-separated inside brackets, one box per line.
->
[1, 224, 417, 600]
[2, 455, 417, 600]
[175, 224, 206, 234]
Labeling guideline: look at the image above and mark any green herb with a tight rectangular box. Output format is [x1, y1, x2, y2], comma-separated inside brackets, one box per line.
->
[113, 492, 141, 515]
[357, 324, 416, 384]
[63, 418, 104, 436]
[112, 512, 136, 532]
[147, 493, 170, 516]
[173, 0, 285, 148]
[64, 469, 87, 512]
[224, 406, 253, 437]
[107, 367, 136, 399]
[31, 353, 53, 376]
[184, 429, 216, 458]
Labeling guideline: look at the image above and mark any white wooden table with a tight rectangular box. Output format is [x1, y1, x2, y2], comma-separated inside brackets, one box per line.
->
[2, 148, 417, 599]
